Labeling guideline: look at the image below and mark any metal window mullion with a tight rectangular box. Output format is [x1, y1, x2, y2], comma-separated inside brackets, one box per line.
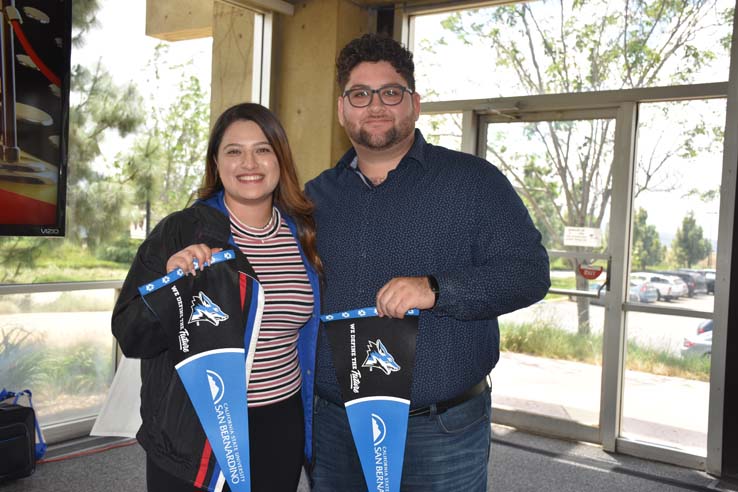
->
[251, 12, 264, 104]
[706, 2, 738, 477]
[401, 0, 527, 16]
[260, 11, 273, 107]
[600, 102, 637, 452]
[0, 280, 123, 295]
[477, 113, 489, 160]
[395, 6, 411, 47]
[421, 82, 728, 115]
[460, 110, 477, 155]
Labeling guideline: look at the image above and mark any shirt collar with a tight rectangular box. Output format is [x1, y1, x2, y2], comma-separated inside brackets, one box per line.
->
[337, 129, 430, 171]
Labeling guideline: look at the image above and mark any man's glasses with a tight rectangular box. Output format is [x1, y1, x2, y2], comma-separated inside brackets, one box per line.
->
[342, 84, 414, 108]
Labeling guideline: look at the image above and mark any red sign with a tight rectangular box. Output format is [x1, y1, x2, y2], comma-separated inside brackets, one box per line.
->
[578, 264, 604, 280]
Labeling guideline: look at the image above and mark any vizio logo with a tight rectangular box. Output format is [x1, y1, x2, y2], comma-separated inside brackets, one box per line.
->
[371, 413, 387, 446]
[40, 228, 59, 235]
[206, 370, 225, 404]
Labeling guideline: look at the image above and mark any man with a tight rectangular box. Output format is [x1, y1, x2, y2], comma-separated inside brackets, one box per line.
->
[305, 33, 550, 491]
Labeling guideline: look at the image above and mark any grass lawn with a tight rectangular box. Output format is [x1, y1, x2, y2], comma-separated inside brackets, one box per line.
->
[500, 321, 710, 381]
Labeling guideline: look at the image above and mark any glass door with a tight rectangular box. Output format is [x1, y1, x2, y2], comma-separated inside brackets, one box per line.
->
[618, 98, 725, 459]
[479, 109, 618, 443]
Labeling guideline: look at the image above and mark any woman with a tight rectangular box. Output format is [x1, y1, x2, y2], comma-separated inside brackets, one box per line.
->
[112, 103, 321, 492]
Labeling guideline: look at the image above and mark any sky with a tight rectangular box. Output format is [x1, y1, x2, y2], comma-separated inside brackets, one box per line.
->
[70, 0, 212, 167]
[72, 0, 212, 98]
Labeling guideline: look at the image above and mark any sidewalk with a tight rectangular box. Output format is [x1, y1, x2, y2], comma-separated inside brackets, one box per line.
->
[492, 352, 709, 453]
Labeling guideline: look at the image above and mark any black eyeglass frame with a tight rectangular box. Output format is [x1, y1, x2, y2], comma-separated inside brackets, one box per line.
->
[341, 84, 415, 108]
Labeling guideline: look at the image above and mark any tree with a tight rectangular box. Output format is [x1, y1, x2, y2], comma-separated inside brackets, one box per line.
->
[71, 0, 101, 47]
[437, 0, 730, 334]
[116, 44, 210, 233]
[66, 61, 144, 249]
[672, 211, 711, 268]
[0, 0, 142, 279]
[631, 208, 663, 271]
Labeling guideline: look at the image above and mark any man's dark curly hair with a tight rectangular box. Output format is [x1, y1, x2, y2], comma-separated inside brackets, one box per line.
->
[336, 33, 415, 91]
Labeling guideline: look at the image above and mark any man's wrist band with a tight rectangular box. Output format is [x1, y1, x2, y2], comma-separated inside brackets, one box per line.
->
[427, 275, 440, 307]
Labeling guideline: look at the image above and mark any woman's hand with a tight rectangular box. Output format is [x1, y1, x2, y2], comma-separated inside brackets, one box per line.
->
[166, 244, 223, 276]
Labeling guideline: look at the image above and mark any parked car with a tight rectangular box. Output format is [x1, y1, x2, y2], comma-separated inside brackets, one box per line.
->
[659, 270, 706, 297]
[588, 281, 643, 306]
[629, 280, 659, 303]
[684, 270, 708, 295]
[681, 331, 712, 358]
[697, 319, 713, 335]
[630, 272, 686, 301]
[697, 269, 716, 294]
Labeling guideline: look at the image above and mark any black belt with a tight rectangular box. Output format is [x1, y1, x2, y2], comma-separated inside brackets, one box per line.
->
[408, 377, 490, 417]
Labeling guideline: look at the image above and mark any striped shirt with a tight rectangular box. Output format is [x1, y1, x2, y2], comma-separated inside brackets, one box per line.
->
[229, 206, 314, 407]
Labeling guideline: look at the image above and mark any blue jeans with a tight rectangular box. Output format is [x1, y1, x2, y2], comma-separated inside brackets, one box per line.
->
[309, 388, 492, 492]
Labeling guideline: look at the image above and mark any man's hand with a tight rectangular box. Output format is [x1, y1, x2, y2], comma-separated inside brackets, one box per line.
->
[376, 276, 435, 318]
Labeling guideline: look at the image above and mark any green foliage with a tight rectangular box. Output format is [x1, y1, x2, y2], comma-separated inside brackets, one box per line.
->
[66, 62, 144, 251]
[501, 321, 602, 362]
[71, 0, 101, 47]
[0, 238, 48, 283]
[116, 44, 210, 230]
[627, 340, 711, 381]
[632, 208, 664, 270]
[0, 325, 44, 390]
[1, 322, 112, 398]
[672, 211, 712, 268]
[1, 338, 112, 397]
[500, 321, 709, 381]
[520, 157, 564, 247]
[442, 1, 726, 94]
[2, 6, 208, 284]
[31, 292, 114, 313]
[721, 7, 735, 50]
[31, 343, 112, 396]
[3, 243, 129, 283]
[97, 237, 142, 264]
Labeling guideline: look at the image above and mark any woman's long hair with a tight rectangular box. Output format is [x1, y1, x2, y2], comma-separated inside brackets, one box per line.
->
[198, 103, 322, 274]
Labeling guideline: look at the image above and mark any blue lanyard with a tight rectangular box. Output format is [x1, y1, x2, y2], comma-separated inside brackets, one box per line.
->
[138, 250, 236, 296]
[320, 307, 419, 322]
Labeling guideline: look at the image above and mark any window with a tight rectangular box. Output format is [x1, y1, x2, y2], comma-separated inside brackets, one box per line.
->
[412, 0, 734, 101]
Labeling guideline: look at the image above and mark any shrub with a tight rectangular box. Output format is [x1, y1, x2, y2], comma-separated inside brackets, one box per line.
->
[500, 321, 709, 381]
[97, 237, 142, 264]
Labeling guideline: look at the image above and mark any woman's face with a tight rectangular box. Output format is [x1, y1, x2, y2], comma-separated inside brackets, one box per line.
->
[216, 119, 280, 213]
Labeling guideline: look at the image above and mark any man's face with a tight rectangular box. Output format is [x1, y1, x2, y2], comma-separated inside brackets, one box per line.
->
[338, 61, 421, 152]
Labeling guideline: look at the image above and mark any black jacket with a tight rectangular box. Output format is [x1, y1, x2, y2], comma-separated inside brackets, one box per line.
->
[112, 203, 256, 486]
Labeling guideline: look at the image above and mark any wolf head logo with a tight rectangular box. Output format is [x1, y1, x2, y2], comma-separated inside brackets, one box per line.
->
[189, 291, 229, 326]
[362, 339, 400, 375]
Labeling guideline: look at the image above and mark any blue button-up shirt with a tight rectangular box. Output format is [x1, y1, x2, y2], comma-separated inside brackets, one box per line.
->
[306, 130, 550, 407]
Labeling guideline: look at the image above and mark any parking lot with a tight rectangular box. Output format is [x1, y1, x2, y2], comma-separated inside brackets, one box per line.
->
[500, 286, 714, 355]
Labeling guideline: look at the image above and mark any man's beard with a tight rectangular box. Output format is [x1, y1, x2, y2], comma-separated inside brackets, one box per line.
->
[350, 115, 414, 151]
